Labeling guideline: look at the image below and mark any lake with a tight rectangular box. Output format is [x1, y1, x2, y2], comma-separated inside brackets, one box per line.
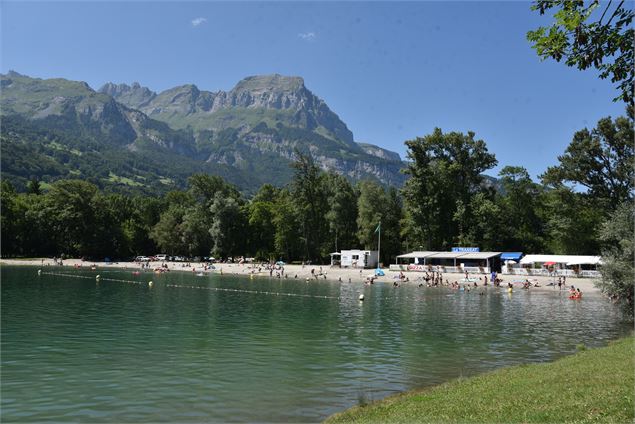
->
[1, 265, 630, 422]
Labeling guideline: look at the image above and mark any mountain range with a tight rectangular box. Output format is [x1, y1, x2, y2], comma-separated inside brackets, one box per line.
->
[1, 71, 406, 194]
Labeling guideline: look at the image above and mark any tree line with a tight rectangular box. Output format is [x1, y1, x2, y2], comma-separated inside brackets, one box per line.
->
[2, 115, 632, 264]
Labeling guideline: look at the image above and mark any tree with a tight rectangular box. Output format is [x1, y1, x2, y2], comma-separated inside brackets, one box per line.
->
[401, 128, 497, 250]
[125, 196, 163, 256]
[89, 193, 133, 258]
[382, 187, 404, 264]
[542, 116, 634, 210]
[150, 204, 189, 255]
[26, 177, 42, 195]
[17, 193, 56, 256]
[357, 181, 386, 250]
[497, 166, 545, 252]
[188, 174, 240, 206]
[527, 0, 634, 106]
[356, 181, 402, 265]
[181, 206, 213, 257]
[538, 187, 604, 254]
[291, 151, 329, 261]
[453, 192, 502, 252]
[1, 180, 20, 256]
[272, 189, 302, 261]
[596, 201, 634, 319]
[209, 193, 247, 258]
[324, 173, 358, 252]
[43, 179, 99, 256]
[248, 186, 278, 260]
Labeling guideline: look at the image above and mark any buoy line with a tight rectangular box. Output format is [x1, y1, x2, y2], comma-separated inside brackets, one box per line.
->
[40, 271, 468, 302]
[41, 272, 146, 285]
[164, 284, 340, 299]
[39, 271, 341, 300]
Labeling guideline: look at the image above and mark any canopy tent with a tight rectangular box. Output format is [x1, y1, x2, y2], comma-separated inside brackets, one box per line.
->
[500, 252, 523, 261]
[395, 251, 503, 269]
[427, 252, 469, 259]
[520, 255, 602, 267]
[456, 252, 501, 260]
[396, 251, 435, 259]
[453, 251, 501, 270]
[566, 257, 602, 266]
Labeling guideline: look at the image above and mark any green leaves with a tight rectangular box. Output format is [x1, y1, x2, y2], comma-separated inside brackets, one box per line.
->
[541, 116, 634, 209]
[401, 128, 497, 250]
[527, 0, 634, 106]
[597, 202, 635, 318]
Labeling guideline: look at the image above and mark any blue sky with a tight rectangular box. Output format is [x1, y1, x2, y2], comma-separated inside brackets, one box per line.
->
[1, 1, 627, 180]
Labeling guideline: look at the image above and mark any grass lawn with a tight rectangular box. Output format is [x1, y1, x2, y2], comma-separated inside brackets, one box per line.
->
[326, 337, 634, 423]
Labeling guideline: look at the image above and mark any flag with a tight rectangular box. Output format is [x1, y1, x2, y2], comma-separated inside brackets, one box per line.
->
[374, 222, 381, 234]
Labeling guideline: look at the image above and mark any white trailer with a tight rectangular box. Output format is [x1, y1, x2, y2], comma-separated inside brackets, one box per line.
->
[340, 250, 378, 268]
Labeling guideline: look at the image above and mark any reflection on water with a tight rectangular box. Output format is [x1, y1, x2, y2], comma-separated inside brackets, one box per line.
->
[1, 266, 630, 422]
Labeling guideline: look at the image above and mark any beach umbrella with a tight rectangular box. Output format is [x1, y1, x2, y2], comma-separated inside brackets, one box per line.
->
[544, 261, 557, 266]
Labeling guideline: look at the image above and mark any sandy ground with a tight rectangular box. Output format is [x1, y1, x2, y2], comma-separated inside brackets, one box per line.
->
[1, 257, 603, 294]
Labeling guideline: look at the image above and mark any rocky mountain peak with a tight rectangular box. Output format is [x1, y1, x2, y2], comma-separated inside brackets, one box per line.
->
[231, 74, 305, 94]
[6, 70, 25, 78]
[100, 74, 358, 144]
[99, 82, 156, 108]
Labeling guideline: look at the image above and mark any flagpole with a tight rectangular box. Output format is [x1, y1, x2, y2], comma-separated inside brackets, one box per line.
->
[378, 220, 381, 269]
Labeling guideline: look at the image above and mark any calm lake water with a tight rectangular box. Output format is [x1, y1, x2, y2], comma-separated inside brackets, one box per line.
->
[1, 265, 630, 422]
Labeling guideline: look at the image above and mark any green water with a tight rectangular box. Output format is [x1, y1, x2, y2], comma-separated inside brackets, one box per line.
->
[1, 266, 630, 422]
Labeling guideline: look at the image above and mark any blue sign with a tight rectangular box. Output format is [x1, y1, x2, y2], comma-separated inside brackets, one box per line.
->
[451, 247, 480, 252]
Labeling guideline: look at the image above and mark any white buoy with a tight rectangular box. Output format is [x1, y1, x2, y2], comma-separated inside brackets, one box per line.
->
[37, 269, 41, 276]
[359, 294, 365, 301]
[148, 281, 154, 288]
[96, 275, 101, 281]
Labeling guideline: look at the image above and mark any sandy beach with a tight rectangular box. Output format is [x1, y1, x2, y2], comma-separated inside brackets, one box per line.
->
[1, 257, 603, 294]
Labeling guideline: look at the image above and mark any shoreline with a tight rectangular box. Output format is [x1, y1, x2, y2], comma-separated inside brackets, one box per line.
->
[1, 257, 603, 294]
[325, 336, 634, 423]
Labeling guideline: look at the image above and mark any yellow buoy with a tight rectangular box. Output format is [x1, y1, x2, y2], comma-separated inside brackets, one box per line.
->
[507, 287, 513, 293]
[148, 281, 154, 288]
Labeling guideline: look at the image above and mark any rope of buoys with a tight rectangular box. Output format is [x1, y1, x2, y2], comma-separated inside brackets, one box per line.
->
[164, 284, 340, 299]
[40, 271, 507, 302]
[39, 271, 340, 300]
[41, 272, 147, 285]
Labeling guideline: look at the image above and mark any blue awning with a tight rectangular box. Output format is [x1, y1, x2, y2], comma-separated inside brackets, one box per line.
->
[500, 252, 523, 260]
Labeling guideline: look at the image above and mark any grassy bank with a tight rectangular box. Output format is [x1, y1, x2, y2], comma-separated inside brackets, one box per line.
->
[327, 337, 634, 423]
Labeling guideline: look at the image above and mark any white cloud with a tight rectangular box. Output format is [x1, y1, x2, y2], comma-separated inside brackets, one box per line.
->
[191, 17, 207, 27]
[298, 32, 316, 41]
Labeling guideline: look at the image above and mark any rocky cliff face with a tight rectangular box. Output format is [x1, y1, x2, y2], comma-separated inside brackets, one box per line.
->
[358, 143, 402, 162]
[99, 74, 405, 186]
[100, 82, 156, 108]
[101, 74, 356, 146]
[1, 73, 196, 154]
[1, 71, 406, 191]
